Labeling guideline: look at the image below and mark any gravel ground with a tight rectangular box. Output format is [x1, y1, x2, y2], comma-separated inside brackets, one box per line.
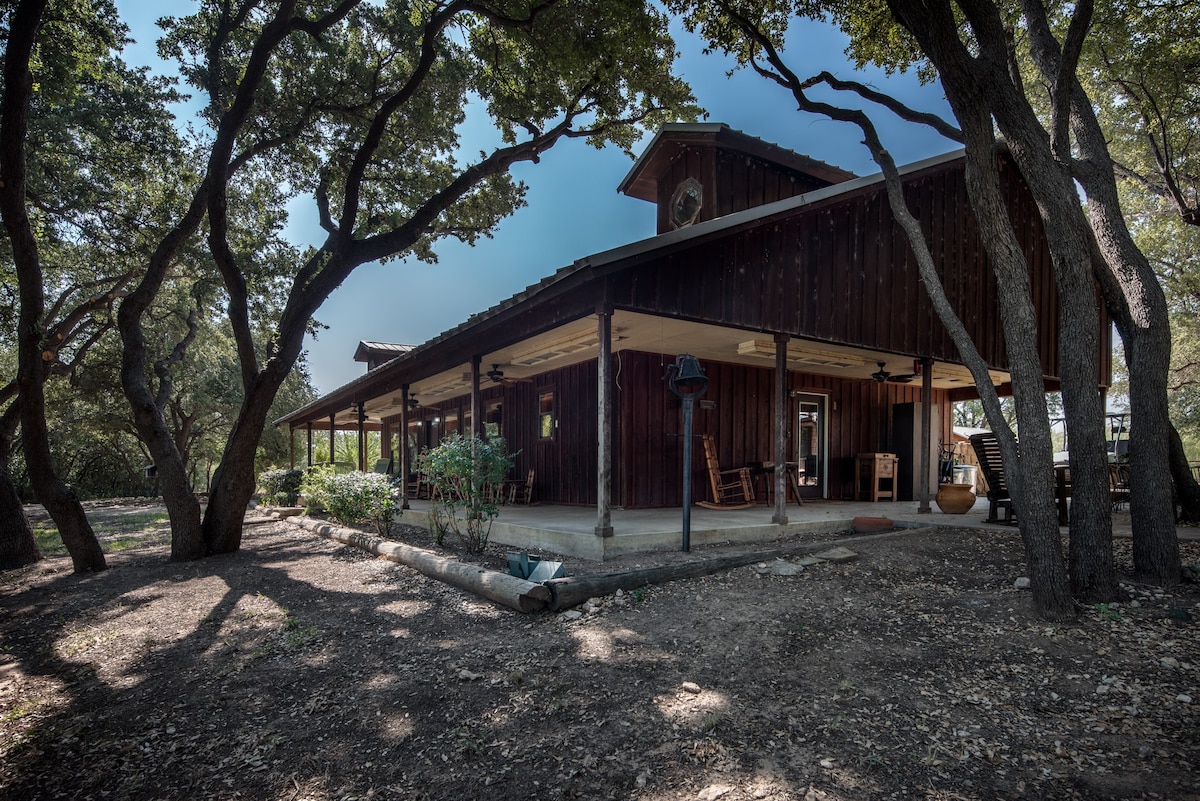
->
[1, 508, 1198, 800]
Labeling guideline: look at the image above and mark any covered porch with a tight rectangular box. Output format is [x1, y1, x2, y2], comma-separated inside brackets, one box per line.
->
[392, 494, 1072, 561]
[277, 124, 1094, 560]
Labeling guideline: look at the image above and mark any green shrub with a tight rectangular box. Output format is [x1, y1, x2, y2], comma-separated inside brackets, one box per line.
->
[300, 467, 398, 535]
[259, 468, 304, 506]
[417, 432, 514, 552]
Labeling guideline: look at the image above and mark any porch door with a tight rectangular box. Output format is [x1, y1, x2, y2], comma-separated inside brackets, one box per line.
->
[793, 394, 827, 499]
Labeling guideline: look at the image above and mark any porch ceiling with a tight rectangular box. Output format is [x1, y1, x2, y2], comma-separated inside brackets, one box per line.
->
[333, 311, 1009, 427]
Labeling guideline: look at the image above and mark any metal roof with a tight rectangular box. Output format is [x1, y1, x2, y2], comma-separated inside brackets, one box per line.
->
[275, 141, 966, 428]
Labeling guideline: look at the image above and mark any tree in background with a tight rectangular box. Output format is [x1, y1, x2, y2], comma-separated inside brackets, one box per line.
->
[1084, 0, 1200, 229]
[1078, 0, 1200, 518]
[1, 0, 182, 570]
[110, 0, 698, 561]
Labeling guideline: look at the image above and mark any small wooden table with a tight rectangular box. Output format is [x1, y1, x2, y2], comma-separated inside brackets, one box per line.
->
[857, 453, 898, 502]
[758, 461, 804, 505]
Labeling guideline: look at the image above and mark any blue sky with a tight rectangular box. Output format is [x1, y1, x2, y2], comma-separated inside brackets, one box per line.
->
[115, 2, 957, 395]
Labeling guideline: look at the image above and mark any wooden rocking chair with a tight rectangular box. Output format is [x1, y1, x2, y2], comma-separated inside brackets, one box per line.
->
[697, 434, 756, 510]
[508, 468, 535, 505]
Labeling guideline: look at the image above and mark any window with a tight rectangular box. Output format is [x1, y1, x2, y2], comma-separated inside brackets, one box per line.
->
[485, 401, 503, 440]
[538, 390, 556, 440]
[669, 177, 703, 229]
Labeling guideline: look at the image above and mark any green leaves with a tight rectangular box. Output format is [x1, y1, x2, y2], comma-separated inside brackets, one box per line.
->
[300, 466, 398, 534]
[259, 467, 304, 505]
[417, 431, 514, 552]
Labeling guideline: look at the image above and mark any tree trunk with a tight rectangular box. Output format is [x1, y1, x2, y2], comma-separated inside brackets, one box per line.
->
[203, 371, 288, 554]
[1020, 0, 1180, 586]
[1069, 117, 1179, 586]
[948, 97, 1078, 620]
[0, 402, 41, 569]
[0, 466, 40, 570]
[2, 0, 105, 573]
[17, 384, 106, 571]
[895, 0, 1118, 602]
[119, 359, 205, 561]
[1057, 281, 1118, 602]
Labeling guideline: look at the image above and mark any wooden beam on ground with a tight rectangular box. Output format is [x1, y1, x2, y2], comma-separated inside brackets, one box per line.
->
[290, 516, 551, 613]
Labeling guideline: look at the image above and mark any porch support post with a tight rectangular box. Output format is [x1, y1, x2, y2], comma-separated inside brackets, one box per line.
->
[399, 384, 411, 509]
[918, 357, 934, 513]
[470, 355, 482, 441]
[328, 414, 336, 465]
[289, 426, 295, 468]
[306, 422, 313, 467]
[595, 307, 614, 537]
[357, 402, 367, 472]
[773, 332, 790, 525]
[470, 356, 482, 508]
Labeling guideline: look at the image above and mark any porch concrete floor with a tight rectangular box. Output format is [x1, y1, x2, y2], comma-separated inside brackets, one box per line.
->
[396, 495, 1155, 562]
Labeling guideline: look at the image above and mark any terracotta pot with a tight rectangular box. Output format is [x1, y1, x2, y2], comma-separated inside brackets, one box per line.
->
[935, 483, 976, 514]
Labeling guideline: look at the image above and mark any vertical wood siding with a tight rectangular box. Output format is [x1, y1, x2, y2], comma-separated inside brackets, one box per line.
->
[611, 351, 951, 507]
[374, 156, 1060, 509]
[618, 156, 1061, 376]
[654, 144, 838, 233]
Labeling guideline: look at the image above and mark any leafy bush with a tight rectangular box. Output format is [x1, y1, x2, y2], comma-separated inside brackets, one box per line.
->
[259, 468, 304, 506]
[417, 433, 514, 552]
[300, 467, 398, 535]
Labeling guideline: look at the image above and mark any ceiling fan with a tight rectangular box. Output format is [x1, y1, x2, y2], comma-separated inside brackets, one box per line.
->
[869, 361, 919, 384]
[486, 364, 532, 385]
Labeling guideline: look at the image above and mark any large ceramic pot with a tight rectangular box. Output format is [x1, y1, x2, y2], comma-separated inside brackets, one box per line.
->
[935, 482, 976, 514]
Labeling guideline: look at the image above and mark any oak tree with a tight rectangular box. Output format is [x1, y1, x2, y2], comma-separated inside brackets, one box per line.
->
[116, 0, 698, 559]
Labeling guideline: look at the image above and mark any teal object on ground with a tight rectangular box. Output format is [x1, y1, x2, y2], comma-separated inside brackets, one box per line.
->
[507, 551, 564, 581]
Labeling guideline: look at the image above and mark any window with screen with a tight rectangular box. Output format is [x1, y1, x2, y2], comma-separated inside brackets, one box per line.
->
[538, 390, 555, 440]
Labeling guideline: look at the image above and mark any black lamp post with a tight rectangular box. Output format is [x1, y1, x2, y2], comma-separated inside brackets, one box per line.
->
[667, 354, 708, 552]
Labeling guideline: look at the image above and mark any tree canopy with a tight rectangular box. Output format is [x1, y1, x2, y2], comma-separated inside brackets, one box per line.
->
[109, 0, 699, 560]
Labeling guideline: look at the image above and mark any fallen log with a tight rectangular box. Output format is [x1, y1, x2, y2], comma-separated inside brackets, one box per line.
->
[290, 516, 550, 613]
[544, 549, 788, 611]
[542, 526, 921, 610]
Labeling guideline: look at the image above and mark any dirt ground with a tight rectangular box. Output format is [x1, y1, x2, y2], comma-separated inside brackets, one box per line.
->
[1, 503, 1199, 801]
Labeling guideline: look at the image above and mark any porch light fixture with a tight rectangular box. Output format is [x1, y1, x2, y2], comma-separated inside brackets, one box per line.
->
[667, 353, 708, 552]
[407, 396, 420, 409]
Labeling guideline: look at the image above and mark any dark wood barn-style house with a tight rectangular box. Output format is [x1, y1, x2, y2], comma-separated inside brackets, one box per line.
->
[277, 123, 1109, 547]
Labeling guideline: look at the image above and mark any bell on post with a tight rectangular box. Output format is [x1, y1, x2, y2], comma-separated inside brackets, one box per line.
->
[668, 353, 708, 396]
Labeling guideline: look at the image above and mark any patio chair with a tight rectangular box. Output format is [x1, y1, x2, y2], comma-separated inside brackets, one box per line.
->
[408, 471, 432, 500]
[1109, 463, 1131, 509]
[968, 432, 1015, 524]
[508, 469, 535, 505]
[696, 434, 756, 510]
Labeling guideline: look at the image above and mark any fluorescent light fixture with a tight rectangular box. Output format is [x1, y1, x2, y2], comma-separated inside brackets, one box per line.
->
[421, 376, 467, 397]
[365, 396, 406, 414]
[737, 340, 867, 369]
[509, 326, 623, 367]
[931, 364, 1005, 386]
